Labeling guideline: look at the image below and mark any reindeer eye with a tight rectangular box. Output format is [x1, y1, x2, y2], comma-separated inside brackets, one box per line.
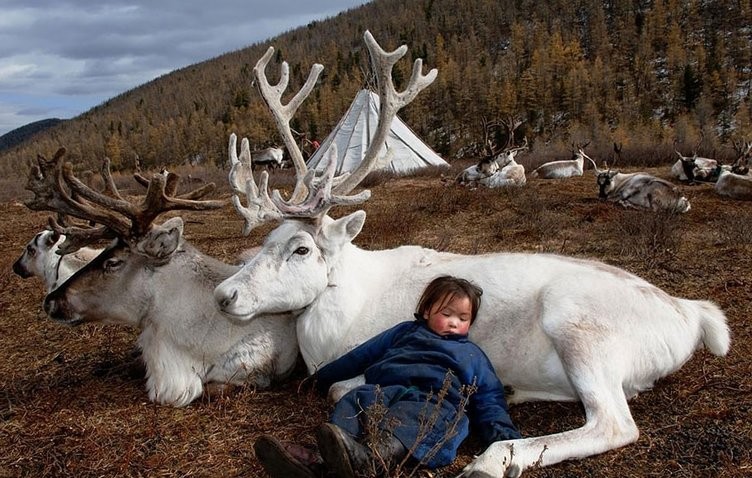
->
[293, 246, 309, 256]
[104, 258, 123, 271]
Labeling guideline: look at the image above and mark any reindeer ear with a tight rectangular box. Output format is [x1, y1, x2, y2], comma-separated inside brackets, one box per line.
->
[44, 231, 59, 247]
[136, 217, 184, 259]
[318, 210, 366, 253]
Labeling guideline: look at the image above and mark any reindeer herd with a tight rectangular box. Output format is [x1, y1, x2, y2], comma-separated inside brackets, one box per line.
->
[457, 122, 752, 213]
[13, 32, 737, 477]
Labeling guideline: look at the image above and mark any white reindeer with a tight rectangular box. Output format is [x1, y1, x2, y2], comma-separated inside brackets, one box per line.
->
[455, 161, 495, 187]
[715, 140, 752, 200]
[25, 149, 298, 407]
[213, 32, 729, 477]
[670, 152, 720, 182]
[458, 119, 527, 188]
[13, 229, 101, 292]
[530, 142, 590, 179]
[479, 137, 528, 188]
[670, 136, 721, 182]
[251, 147, 284, 170]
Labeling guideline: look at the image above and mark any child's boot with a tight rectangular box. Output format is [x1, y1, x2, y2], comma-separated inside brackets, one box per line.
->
[370, 432, 408, 472]
[254, 434, 323, 478]
[316, 423, 366, 478]
[316, 423, 407, 478]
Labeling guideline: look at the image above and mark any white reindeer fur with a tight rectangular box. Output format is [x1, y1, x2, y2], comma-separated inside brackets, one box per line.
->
[530, 150, 586, 179]
[479, 152, 526, 188]
[215, 211, 729, 476]
[45, 218, 298, 407]
[13, 231, 100, 292]
[456, 163, 489, 186]
[670, 156, 718, 181]
[715, 168, 752, 200]
[458, 151, 525, 188]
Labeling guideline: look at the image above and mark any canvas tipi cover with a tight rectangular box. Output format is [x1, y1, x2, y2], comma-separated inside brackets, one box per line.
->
[306, 89, 448, 175]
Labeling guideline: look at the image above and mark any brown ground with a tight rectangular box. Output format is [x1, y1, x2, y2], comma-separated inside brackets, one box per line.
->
[0, 165, 750, 477]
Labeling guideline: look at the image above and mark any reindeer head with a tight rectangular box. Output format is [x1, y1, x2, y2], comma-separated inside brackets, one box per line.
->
[24, 148, 224, 324]
[215, 31, 437, 321]
[13, 229, 61, 279]
[596, 170, 619, 198]
[580, 149, 617, 199]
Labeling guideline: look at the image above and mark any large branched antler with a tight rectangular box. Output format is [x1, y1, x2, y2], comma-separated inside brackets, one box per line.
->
[254, 46, 324, 203]
[228, 134, 370, 236]
[228, 134, 284, 235]
[25, 148, 225, 253]
[25, 149, 131, 253]
[229, 30, 437, 235]
[334, 31, 437, 194]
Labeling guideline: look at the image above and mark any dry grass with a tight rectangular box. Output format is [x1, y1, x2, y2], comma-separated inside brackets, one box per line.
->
[0, 167, 750, 478]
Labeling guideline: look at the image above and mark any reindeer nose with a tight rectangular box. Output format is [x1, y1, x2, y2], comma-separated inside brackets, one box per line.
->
[217, 289, 238, 311]
[12, 260, 31, 278]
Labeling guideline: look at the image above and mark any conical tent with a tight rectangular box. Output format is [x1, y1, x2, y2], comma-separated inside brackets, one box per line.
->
[306, 89, 449, 175]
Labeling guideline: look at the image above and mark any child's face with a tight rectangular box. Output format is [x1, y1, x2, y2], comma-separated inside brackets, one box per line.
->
[423, 293, 472, 336]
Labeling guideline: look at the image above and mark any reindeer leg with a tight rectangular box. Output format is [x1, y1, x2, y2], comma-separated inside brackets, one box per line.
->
[460, 311, 639, 477]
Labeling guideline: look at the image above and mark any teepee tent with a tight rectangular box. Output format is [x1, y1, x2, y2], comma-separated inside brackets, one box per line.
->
[306, 89, 448, 175]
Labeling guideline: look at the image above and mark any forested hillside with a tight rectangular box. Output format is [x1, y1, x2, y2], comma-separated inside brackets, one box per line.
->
[1, 0, 750, 176]
[0, 119, 63, 152]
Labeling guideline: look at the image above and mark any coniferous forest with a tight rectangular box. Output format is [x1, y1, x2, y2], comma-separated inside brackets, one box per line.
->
[1, 0, 750, 175]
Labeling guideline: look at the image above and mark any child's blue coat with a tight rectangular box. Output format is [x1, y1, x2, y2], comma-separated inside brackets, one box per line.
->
[314, 318, 521, 468]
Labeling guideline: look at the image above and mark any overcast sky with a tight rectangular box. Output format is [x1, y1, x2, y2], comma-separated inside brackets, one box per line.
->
[0, 0, 371, 137]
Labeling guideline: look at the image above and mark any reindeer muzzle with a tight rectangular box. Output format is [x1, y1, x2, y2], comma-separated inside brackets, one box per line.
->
[43, 293, 80, 325]
[12, 259, 32, 278]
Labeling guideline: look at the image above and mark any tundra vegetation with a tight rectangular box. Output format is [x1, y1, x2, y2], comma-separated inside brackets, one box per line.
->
[1, 161, 749, 477]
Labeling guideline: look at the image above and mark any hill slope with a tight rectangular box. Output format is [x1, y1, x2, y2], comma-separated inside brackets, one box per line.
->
[0, 0, 749, 176]
[0, 118, 63, 153]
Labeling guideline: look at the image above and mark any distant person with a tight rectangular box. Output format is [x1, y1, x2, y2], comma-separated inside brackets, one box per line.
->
[254, 275, 521, 478]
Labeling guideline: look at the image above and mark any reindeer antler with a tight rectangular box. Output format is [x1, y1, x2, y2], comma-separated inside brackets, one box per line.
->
[334, 31, 437, 193]
[732, 138, 752, 159]
[25, 148, 224, 253]
[254, 46, 324, 203]
[228, 134, 370, 236]
[500, 116, 524, 151]
[229, 30, 436, 235]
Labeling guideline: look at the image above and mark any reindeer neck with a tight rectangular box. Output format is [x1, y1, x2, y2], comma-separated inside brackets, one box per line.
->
[297, 243, 440, 371]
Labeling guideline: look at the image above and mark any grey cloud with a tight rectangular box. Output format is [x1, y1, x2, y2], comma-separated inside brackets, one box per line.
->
[0, 0, 370, 136]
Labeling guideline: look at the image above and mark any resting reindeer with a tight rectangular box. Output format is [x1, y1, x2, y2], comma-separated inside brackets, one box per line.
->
[213, 31, 728, 477]
[251, 147, 284, 170]
[455, 158, 497, 187]
[530, 141, 591, 179]
[25, 149, 298, 407]
[458, 120, 528, 188]
[671, 136, 720, 182]
[13, 228, 101, 292]
[715, 140, 752, 200]
[670, 153, 720, 183]
[480, 137, 528, 188]
[584, 153, 691, 213]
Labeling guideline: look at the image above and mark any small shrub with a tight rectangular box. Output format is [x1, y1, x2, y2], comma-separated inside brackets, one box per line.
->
[358, 372, 476, 478]
[611, 208, 683, 266]
[712, 209, 752, 247]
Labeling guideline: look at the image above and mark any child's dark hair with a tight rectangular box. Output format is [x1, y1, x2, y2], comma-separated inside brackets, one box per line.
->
[416, 276, 483, 324]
